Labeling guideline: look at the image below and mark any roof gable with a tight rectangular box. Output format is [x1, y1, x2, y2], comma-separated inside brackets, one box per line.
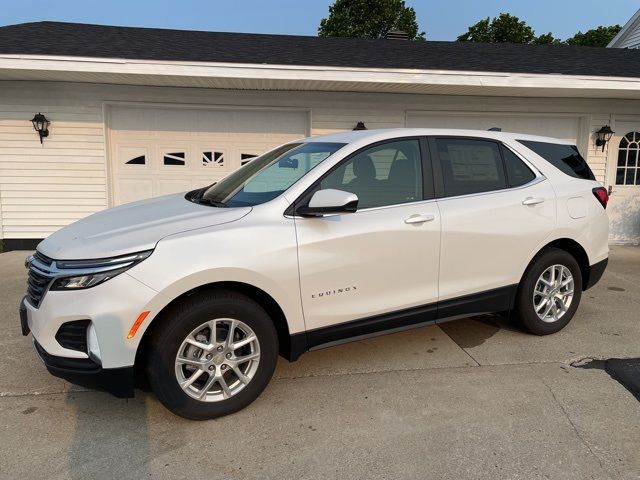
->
[608, 8, 640, 48]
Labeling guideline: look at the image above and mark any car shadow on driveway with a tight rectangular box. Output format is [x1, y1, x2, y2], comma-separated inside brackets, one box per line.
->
[438, 314, 520, 349]
[64, 389, 154, 479]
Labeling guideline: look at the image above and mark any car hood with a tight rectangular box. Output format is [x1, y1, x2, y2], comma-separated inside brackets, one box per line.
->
[38, 193, 251, 260]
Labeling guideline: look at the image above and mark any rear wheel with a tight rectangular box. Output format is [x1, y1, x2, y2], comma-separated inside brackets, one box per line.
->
[147, 290, 278, 420]
[515, 248, 582, 335]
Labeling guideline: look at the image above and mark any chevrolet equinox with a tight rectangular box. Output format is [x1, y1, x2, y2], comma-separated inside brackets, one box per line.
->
[21, 129, 609, 419]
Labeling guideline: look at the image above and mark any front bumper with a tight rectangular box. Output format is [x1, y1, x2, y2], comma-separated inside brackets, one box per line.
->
[33, 338, 134, 398]
[23, 271, 161, 368]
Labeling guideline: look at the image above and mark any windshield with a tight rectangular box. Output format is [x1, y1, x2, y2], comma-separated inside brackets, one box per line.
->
[199, 142, 345, 207]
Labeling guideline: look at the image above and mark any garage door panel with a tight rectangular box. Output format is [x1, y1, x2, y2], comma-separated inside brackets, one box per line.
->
[109, 106, 308, 206]
[156, 179, 195, 197]
[199, 147, 229, 170]
[115, 179, 153, 204]
[115, 144, 151, 170]
[157, 144, 192, 170]
[407, 112, 579, 142]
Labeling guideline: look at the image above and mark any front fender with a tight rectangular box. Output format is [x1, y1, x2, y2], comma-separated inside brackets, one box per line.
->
[126, 214, 304, 344]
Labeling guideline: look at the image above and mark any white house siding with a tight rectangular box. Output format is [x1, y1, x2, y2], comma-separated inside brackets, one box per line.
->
[612, 19, 640, 49]
[620, 29, 640, 49]
[609, 9, 640, 49]
[0, 83, 107, 241]
[586, 114, 612, 182]
[1, 80, 640, 243]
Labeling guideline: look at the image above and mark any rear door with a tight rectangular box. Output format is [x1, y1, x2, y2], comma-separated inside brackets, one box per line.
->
[294, 138, 441, 342]
[429, 137, 556, 312]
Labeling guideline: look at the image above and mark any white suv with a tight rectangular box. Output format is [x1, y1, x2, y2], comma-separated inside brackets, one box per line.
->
[21, 129, 609, 419]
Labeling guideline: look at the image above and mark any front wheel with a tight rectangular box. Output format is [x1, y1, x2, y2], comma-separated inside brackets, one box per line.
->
[146, 290, 279, 420]
[514, 248, 582, 335]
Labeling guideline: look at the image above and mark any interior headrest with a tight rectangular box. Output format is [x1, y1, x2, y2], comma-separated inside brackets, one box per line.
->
[353, 155, 376, 179]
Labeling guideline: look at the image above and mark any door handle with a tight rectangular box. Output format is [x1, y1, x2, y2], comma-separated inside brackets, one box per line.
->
[404, 214, 435, 224]
[522, 197, 544, 206]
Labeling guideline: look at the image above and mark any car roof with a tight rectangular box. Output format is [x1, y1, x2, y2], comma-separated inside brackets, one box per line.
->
[300, 128, 575, 146]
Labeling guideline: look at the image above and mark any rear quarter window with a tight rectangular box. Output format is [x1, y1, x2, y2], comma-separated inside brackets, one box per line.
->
[517, 140, 595, 180]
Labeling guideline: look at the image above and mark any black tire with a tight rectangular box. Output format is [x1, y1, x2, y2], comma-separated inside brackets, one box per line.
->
[146, 289, 278, 420]
[514, 248, 583, 335]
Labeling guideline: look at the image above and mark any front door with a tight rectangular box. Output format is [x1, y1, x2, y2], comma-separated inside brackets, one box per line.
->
[294, 138, 441, 339]
[606, 120, 640, 244]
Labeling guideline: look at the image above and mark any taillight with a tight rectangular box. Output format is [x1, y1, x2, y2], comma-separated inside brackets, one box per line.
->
[592, 187, 609, 209]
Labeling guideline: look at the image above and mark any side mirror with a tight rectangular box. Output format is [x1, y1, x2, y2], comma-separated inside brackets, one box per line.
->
[296, 189, 358, 217]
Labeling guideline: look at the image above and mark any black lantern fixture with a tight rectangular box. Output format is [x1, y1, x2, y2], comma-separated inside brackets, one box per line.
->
[595, 125, 614, 152]
[31, 113, 50, 144]
[353, 121, 367, 131]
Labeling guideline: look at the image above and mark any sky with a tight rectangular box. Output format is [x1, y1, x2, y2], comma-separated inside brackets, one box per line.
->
[0, 0, 637, 41]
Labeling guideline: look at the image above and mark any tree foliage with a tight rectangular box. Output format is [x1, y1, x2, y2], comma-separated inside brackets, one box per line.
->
[533, 32, 562, 45]
[457, 13, 535, 43]
[318, 0, 425, 40]
[565, 25, 622, 47]
[458, 13, 621, 47]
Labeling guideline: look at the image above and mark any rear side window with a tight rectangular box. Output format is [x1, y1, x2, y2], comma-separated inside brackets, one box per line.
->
[518, 140, 595, 180]
[435, 138, 507, 197]
[502, 147, 536, 187]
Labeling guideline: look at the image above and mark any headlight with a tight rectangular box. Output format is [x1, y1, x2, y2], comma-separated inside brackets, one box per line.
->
[49, 250, 152, 290]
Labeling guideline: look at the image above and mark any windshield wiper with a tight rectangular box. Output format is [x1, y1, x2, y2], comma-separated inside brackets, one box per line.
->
[187, 186, 227, 207]
[194, 197, 227, 208]
[201, 198, 228, 208]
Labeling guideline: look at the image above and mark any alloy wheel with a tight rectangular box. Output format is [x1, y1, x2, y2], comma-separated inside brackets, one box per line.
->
[532, 264, 575, 323]
[174, 318, 260, 402]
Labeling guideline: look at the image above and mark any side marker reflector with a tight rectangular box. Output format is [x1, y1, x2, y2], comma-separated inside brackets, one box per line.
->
[127, 311, 150, 339]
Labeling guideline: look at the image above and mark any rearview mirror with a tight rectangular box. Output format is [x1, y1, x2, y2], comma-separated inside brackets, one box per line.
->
[296, 189, 358, 217]
[278, 158, 299, 169]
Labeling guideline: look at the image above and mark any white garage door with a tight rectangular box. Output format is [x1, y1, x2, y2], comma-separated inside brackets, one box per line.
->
[108, 106, 309, 205]
[407, 112, 580, 143]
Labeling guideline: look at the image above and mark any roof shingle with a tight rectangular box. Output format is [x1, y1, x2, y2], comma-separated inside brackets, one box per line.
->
[1, 21, 639, 78]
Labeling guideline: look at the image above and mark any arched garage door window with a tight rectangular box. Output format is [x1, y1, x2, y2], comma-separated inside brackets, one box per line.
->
[616, 132, 640, 185]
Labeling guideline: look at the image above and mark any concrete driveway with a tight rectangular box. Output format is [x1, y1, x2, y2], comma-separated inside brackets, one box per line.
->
[1, 247, 639, 480]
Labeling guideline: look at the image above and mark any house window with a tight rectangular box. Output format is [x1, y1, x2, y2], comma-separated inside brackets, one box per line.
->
[616, 132, 640, 185]
[203, 151, 224, 166]
[125, 155, 146, 165]
[241, 153, 258, 166]
[164, 152, 186, 166]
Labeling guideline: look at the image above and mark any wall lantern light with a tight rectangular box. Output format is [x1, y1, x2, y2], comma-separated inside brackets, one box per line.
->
[31, 113, 50, 144]
[353, 121, 367, 131]
[595, 125, 614, 152]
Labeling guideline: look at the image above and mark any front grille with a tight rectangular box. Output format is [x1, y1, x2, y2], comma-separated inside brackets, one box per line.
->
[26, 252, 54, 308]
[55, 320, 91, 353]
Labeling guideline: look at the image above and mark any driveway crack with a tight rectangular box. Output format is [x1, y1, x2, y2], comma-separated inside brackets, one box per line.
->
[439, 326, 481, 366]
[530, 365, 616, 480]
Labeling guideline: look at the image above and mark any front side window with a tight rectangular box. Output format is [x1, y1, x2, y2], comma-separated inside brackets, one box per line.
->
[201, 142, 345, 207]
[318, 139, 423, 209]
[518, 140, 595, 181]
[435, 138, 507, 197]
